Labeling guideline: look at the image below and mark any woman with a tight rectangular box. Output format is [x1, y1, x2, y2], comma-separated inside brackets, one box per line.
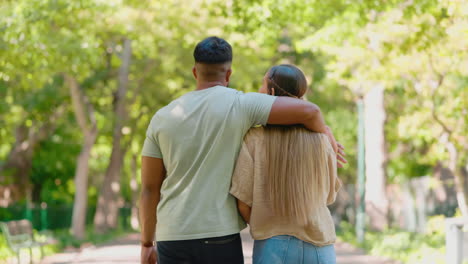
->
[230, 64, 342, 264]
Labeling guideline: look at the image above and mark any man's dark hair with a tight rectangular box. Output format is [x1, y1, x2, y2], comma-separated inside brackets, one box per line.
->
[193, 36, 232, 64]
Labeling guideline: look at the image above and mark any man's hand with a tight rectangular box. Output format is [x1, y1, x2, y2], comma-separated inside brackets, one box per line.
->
[324, 126, 347, 168]
[141, 246, 157, 264]
[324, 126, 338, 153]
[336, 142, 347, 168]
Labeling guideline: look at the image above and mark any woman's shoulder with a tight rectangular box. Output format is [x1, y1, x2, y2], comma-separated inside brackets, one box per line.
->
[247, 125, 265, 134]
[298, 130, 335, 155]
[308, 132, 335, 156]
[244, 126, 265, 145]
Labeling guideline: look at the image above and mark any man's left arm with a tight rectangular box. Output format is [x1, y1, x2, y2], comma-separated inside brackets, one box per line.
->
[140, 156, 166, 264]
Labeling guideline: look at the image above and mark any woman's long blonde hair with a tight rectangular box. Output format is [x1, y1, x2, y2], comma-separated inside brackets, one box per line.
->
[264, 65, 330, 225]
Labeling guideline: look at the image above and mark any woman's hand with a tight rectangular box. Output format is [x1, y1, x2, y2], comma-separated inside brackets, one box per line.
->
[141, 245, 157, 264]
[237, 199, 252, 224]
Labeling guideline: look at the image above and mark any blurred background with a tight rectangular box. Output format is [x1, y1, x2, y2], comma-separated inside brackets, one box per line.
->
[0, 0, 467, 263]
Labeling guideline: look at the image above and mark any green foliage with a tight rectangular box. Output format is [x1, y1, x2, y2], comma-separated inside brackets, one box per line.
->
[309, 81, 358, 182]
[337, 216, 447, 263]
[31, 124, 81, 204]
[0, 233, 10, 260]
[52, 226, 129, 248]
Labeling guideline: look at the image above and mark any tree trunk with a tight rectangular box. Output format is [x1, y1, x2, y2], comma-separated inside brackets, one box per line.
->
[428, 71, 468, 217]
[0, 125, 34, 203]
[130, 153, 140, 230]
[452, 167, 468, 218]
[66, 75, 97, 240]
[71, 131, 97, 239]
[445, 139, 468, 217]
[364, 85, 389, 230]
[94, 39, 132, 233]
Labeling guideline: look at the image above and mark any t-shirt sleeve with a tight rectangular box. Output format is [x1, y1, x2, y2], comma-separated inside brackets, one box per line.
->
[141, 116, 163, 159]
[230, 135, 256, 207]
[239, 92, 276, 127]
[326, 142, 341, 205]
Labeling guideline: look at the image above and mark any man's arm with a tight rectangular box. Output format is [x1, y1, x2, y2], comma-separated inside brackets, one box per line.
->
[268, 97, 335, 150]
[140, 156, 166, 264]
[241, 93, 346, 166]
[267, 97, 347, 167]
[267, 97, 327, 133]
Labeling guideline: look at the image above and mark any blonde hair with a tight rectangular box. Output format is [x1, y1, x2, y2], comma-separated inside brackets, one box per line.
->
[263, 64, 330, 225]
[265, 126, 330, 225]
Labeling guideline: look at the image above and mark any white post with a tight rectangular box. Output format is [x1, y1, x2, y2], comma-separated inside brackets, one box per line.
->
[364, 85, 389, 230]
[445, 218, 465, 264]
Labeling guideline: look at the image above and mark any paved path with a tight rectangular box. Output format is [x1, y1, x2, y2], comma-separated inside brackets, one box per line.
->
[40, 231, 399, 264]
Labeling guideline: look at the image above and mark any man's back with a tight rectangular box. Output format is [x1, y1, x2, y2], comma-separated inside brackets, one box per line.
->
[142, 86, 275, 241]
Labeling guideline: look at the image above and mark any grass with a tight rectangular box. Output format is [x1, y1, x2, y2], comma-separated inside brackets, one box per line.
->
[0, 231, 60, 262]
[0, 226, 133, 262]
[336, 216, 448, 264]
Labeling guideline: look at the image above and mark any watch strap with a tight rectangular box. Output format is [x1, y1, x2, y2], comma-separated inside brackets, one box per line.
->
[141, 241, 155, 247]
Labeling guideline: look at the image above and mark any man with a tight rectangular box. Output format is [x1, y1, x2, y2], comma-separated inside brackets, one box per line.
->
[140, 36, 346, 264]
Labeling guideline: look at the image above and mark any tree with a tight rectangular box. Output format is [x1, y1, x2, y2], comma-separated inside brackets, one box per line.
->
[301, 0, 468, 217]
[94, 39, 132, 232]
[0, 0, 117, 237]
[0, 106, 64, 203]
[66, 75, 98, 239]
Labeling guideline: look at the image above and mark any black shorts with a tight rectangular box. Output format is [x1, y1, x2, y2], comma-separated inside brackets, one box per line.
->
[157, 233, 244, 264]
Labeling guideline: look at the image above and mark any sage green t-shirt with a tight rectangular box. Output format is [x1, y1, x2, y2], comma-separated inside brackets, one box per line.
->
[141, 86, 276, 241]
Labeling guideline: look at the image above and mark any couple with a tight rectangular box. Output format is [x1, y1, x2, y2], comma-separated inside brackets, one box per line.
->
[140, 36, 346, 264]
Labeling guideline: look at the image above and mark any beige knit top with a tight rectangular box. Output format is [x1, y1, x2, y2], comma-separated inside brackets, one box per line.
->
[230, 127, 341, 246]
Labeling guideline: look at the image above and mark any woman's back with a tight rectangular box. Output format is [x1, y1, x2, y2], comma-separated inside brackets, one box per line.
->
[265, 125, 333, 226]
[230, 63, 342, 263]
[230, 126, 341, 246]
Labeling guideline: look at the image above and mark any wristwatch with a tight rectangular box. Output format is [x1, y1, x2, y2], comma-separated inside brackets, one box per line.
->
[141, 241, 155, 247]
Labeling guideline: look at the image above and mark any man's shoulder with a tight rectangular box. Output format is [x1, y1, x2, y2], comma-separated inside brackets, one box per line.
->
[150, 107, 166, 120]
[165, 86, 241, 105]
[148, 102, 173, 126]
[152, 93, 188, 116]
[150, 86, 248, 118]
[210, 86, 245, 98]
[217, 86, 241, 93]
[237, 92, 276, 108]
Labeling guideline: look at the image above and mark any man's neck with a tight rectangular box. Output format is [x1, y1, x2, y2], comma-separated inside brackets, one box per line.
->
[196, 81, 226, 91]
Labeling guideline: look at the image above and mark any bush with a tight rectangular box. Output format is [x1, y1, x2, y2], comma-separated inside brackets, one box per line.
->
[337, 216, 447, 264]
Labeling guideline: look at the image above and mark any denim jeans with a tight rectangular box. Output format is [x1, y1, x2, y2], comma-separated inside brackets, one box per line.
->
[253, 235, 336, 264]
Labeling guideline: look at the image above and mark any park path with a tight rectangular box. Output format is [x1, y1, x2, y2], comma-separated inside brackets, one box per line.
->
[40, 230, 399, 264]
